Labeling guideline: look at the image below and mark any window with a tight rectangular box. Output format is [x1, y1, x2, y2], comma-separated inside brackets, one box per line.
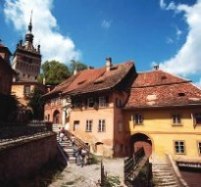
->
[86, 120, 93, 132]
[99, 96, 107, 107]
[172, 114, 181, 125]
[24, 85, 31, 96]
[194, 113, 201, 125]
[88, 97, 94, 108]
[73, 99, 81, 108]
[198, 142, 201, 155]
[73, 121, 80, 131]
[134, 113, 143, 124]
[98, 120, 105, 132]
[174, 141, 185, 154]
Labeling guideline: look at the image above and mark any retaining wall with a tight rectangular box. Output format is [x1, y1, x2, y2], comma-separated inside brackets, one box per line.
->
[0, 132, 57, 181]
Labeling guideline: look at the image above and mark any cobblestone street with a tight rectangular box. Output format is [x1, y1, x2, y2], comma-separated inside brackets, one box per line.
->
[49, 158, 125, 187]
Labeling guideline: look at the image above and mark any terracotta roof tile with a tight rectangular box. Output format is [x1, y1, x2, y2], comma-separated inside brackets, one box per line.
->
[44, 61, 134, 97]
[125, 70, 201, 109]
[66, 61, 134, 95]
[132, 70, 189, 87]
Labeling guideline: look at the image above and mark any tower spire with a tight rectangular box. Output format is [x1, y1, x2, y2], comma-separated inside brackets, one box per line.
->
[28, 10, 33, 33]
[25, 10, 34, 44]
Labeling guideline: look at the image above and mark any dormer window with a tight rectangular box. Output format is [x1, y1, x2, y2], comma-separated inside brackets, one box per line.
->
[178, 93, 185, 97]
[88, 97, 94, 108]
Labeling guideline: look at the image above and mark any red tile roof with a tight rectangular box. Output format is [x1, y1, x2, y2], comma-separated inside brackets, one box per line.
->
[125, 70, 201, 109]
[44, 61, 134, 97]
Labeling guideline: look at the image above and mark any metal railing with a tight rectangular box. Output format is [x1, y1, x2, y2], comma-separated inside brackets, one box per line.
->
[100, 160, 107, 186]
[64, 130, 90, 151]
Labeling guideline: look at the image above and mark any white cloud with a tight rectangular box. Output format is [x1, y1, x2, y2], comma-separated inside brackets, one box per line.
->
[4, 0, 80, 63]
[159, 0, 176, 10]
[166, 37, 174, 44]
[159, 0, 201, 76]
[101, 20, 111, 29]
[176, 26, 182, 39]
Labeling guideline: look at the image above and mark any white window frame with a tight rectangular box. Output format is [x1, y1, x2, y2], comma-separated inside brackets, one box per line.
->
[174, 140, 185, 154]
[134, 113, 143, 125]
[98, 119, 106, 132]
[86, 120, 93, 132]
[172, 114, 181, 125]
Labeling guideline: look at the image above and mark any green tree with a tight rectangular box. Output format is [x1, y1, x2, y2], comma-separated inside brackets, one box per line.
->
[69, 60, 87, 74]
[39, 60, 70, 85]
[28, 87, 46, 120]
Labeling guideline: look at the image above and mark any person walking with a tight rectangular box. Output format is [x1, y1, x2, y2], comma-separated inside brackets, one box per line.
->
[59, 127, 65, 142]
[81, 148, 87, 167]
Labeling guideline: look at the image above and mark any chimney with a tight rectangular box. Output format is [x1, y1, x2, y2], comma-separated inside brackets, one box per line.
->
[106, 57, 112, 71]
[88, 66, 94, 69]
[153, 64, 159, 70]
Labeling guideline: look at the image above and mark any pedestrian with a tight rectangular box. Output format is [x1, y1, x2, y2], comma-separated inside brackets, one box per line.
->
[81, 148, 87, 167]
[59, 127, 65, 142]
[74, 147, 79, 165]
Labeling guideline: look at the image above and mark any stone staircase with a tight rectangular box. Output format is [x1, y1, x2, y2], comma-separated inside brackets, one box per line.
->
[56, 133, 77, 164]
[152, 163, 181, 187]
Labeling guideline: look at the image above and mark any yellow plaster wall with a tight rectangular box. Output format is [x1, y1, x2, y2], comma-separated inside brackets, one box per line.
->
[124, 108, 201, 161]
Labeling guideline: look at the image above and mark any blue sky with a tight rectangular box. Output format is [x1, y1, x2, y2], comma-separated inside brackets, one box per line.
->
[0, 0, 201, 85]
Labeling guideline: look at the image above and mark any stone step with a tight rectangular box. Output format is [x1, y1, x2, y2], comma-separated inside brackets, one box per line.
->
[152, 161, 180, 187]
[153, 172, 175, 176]
[157, 185, 179, 187]
[59, 142, 73, 146]
[63, 149, 73, 153]
[155, 182, 178, 186]
[154, 176, 176, 181]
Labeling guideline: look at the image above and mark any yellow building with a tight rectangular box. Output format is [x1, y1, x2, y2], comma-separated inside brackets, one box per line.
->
[123, 67, 201, 163]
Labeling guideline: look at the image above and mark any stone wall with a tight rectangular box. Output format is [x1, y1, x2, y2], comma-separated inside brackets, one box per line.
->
[0, 133, 57, 181]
